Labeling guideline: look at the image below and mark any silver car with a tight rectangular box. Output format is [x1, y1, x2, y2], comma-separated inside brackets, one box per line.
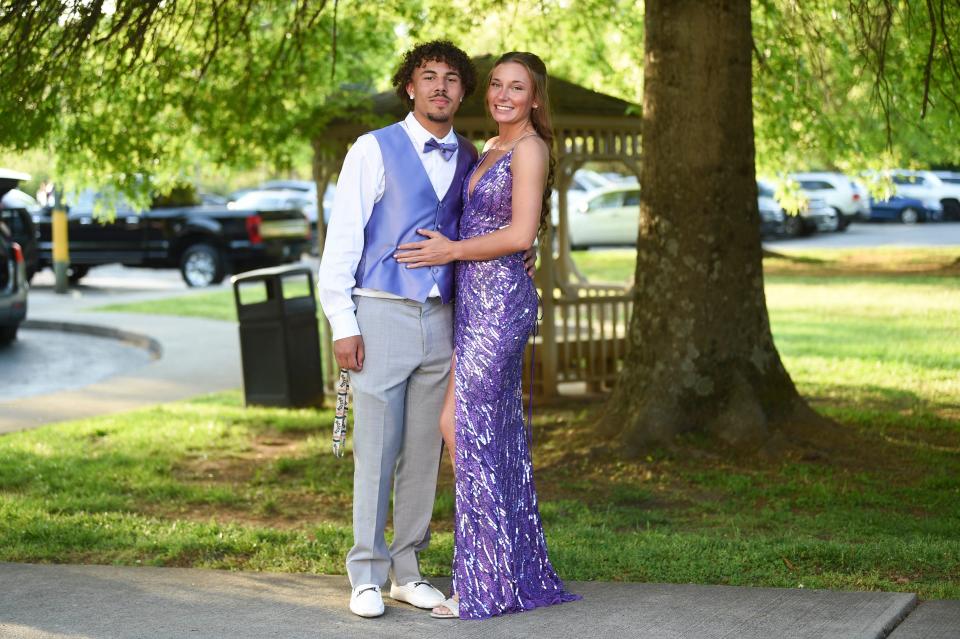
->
[758, 179, 837, 236]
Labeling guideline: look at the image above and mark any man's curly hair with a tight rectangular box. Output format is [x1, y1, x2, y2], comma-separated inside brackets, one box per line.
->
[392, 40, 476, 109]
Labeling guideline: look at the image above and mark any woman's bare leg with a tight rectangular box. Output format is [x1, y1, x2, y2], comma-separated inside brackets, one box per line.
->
[439, 354, 456, 468]
[434, 354, 459, 617]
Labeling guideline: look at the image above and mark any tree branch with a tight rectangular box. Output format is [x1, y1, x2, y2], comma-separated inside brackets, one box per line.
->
[921, 0, 937, 118]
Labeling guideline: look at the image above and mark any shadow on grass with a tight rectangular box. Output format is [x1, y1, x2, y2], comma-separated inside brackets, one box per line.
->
[762, 250, 829, 264]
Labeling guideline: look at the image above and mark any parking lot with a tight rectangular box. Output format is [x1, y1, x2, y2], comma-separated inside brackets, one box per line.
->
[764, 219, 960, 250]
[0, 327, 154, 400]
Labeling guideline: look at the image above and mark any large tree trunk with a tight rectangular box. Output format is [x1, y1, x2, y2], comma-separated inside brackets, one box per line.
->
[604, 0, 815, 454]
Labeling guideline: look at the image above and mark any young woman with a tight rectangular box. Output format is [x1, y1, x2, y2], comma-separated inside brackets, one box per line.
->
[394, 51, 581, 620]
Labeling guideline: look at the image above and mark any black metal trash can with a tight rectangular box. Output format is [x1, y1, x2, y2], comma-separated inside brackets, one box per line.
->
[232, 264, 324, 408]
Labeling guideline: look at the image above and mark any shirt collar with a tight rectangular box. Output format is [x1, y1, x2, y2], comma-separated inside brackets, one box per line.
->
[403, 112, 458, 150]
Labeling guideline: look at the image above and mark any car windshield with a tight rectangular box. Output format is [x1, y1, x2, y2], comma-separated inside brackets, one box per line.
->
[798, 180, 834, 190]
[893, 175, 925, 185]
[571, 170, 610, 192]
[588, 191, 626, 210]
[67, 189, 135, 212]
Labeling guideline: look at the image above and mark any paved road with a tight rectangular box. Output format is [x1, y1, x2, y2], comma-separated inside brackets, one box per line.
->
[28, 256, 320, 294]
[0, 328, 154, 401]
[764, 220, 960, 250]
[28, 262, 214, 291]
[0, 285, 243, 434]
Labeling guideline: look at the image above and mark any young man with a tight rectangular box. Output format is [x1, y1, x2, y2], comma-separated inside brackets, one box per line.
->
[318, 40, 478, 618]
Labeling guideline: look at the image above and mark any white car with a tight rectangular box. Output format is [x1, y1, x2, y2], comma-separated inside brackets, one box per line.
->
[550, 169, 611, 227]
[891, 170, 960, 221]
[933, 171, 960, 187]
[788, 172, 865, 230]
[568, 184, 640, 248]
[228, 189, 316, 221]
[258, 179, 337, 223]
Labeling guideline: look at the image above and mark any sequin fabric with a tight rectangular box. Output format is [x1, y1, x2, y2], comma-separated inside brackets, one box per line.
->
[452, 149, 581, 620]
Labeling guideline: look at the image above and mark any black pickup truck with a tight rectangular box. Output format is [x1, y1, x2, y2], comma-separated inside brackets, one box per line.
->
[33, 188, 311, 286]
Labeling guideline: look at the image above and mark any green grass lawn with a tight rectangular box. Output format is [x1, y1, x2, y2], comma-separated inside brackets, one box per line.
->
[3, 248, 958, 597]
[95, 291, 240, 322]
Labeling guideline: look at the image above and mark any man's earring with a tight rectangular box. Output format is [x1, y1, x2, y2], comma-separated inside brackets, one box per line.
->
[533, 104, 539, 109]
[409, 93, 414, 100]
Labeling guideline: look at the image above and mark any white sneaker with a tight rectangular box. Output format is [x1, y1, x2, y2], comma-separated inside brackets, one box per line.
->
[389, 580, 446, 609]
[349, 584, 384, 618]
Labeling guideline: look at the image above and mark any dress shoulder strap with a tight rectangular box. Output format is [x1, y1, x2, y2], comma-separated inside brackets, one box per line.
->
[504, 131, 540, 152]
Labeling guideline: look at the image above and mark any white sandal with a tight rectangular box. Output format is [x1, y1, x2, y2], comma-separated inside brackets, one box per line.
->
[430, 597, 459, 619]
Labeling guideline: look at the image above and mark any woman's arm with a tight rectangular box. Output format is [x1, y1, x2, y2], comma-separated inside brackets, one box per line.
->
[394, 137, 548, 268]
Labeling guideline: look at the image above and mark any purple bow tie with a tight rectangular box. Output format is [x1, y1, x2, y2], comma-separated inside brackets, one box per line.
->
[423, 138, 458, 161]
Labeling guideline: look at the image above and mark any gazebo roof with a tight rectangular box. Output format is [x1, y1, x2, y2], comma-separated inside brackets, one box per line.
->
[370, 55, 640, 121]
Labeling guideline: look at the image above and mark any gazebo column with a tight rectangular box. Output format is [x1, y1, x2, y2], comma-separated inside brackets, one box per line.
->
[311, 141, 345, 393]
[556, 156, 588, 289]
[310, 142, 331, 257]
[538, 221, 559, 398]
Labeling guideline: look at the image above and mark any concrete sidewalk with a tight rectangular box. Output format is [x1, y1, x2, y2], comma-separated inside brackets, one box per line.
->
[3, 563, 954, 639]
[0, 285, 242, 434]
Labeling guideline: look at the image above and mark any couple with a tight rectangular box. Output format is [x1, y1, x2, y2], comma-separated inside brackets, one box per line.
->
[318, 40, 580, 621]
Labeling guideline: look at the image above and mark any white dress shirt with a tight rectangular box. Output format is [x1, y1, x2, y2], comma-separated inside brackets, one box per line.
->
[318, 112, 461, 341]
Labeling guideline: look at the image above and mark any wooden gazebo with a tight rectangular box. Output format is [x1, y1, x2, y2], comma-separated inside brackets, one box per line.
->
[311, 55, 642, 396]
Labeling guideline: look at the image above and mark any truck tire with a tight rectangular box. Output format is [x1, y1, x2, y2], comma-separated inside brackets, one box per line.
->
[942, 199, 960, 221]
[180, 243, 225, 287]
[0, 325, 18, 346]
[784, 214, 804, 237]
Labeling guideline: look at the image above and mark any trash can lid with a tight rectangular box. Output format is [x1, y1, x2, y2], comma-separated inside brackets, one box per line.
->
[0, 168, 31, 181]
[231, 263, 314, 284]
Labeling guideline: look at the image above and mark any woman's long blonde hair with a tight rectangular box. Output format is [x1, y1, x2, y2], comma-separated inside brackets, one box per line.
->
[488, 51, 555, 237]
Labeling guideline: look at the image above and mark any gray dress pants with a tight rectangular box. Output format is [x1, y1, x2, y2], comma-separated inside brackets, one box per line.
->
[345, 295, 451, 587]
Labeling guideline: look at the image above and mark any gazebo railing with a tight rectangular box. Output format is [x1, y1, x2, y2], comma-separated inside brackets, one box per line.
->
[525, 284, 633, 393]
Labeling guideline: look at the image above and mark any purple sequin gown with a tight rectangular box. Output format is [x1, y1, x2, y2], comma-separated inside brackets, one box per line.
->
[451, 149, 581, 620]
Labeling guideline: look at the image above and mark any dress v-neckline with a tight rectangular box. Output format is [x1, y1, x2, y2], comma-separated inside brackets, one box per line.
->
[467, 149, 512, 202]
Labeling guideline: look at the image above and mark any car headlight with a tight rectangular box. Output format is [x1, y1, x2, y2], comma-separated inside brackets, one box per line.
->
[923, 199, 943, 211]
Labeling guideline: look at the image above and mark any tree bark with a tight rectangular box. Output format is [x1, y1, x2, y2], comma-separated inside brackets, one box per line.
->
[604, 0, 814, 453]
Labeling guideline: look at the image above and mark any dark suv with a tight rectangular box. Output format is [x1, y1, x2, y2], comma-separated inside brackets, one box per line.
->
[0, 220, 28, 345]
[0, 188, 40, 281]
[0, 170, 30, 344]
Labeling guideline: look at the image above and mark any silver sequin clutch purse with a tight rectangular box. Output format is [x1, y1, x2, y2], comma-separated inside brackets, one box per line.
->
[333, 369, 350, 458]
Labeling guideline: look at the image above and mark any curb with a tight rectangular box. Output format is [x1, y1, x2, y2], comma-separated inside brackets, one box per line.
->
[22, 319, 163, 359]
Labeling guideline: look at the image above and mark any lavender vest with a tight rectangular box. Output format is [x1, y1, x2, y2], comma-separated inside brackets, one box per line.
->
[354, 122, 476, 303]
